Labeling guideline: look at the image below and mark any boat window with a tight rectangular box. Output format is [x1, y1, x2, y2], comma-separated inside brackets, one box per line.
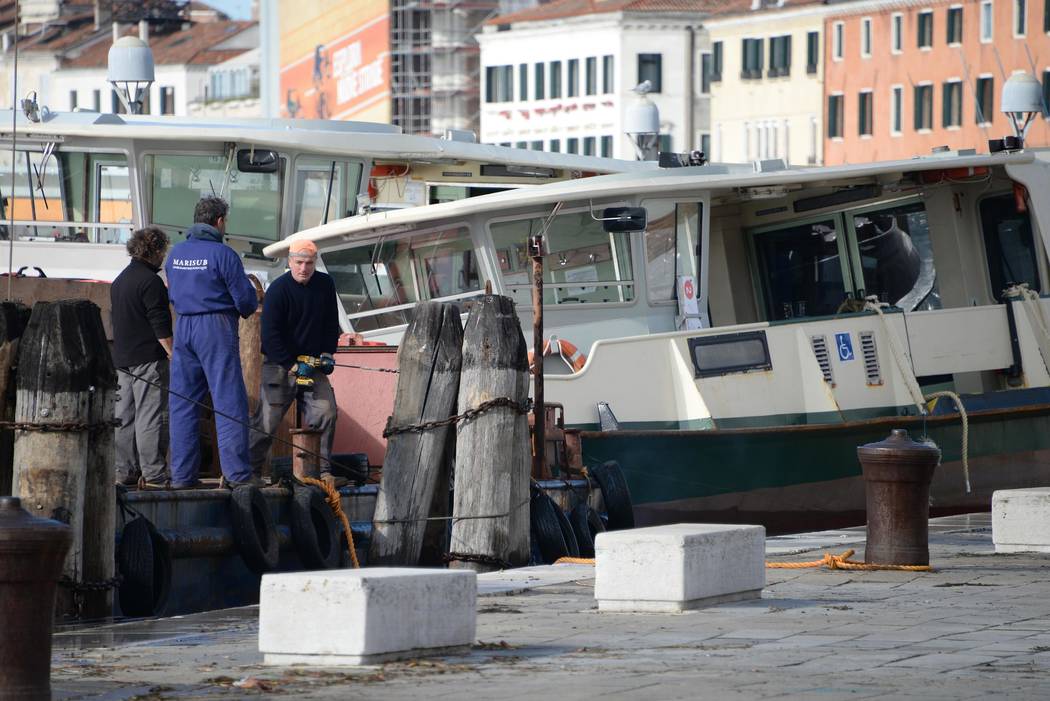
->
[980, 193, 1040, 300]
[292, 157, 363, 231]
[146, 153, 283, 241]
[643, 200, 700, 304]
[490, 210, 635, 306]
[753, 218, 847, 320]
[850, 201, 940, 310]
[0, 148, 132, 243]
[321, 226, 481, 332]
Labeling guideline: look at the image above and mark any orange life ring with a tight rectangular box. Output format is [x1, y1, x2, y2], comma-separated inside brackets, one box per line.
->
[528, 336, 587, 373]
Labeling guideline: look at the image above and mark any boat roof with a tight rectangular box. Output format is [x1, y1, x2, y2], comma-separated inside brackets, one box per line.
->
[0, 110, 648, 174]
[264, 149, 1039, 257]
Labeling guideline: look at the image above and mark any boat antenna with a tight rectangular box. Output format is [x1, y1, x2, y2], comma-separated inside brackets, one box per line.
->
[7, 0, 20, 301]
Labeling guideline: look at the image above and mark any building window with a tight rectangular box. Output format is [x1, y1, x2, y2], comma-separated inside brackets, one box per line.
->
[638, 53, 662, 92]
[859, 90, 874, 135]
[891, 85, 903, 134]
[808, 116, 818, 163]
[806, 31, 819, 73]
[981, 1, 994, 41]
[947, 6, 963, 43]
[568, 59, 580, 97]
[550, 60, 562, 98]
[711, 41, 723, 81]
[659, 134, 672, 152]
[700, 133, 711, 158]
[891, 13, 903, 53]
[585, 57, 597, 95]
[602, 55, 614, 93]
[583, 136, 596, 156]
[742, 39, 763, 79]
[832, 21, 844, 60]
[535, 62, 546, 100]
[530, 140, 543, 150]
[914, 84, 933, 130]
[861, 18, 872, 57]
[516, 141, 527, 149]
[69, 90, 77, 110]
[550, 138, 561, 152]
[918, 10, 934, 48]
[567, 137, 579, 154]
[601, 135, 613, 157]
[160, 87, 175, 115]
[769, 35, 791, 77]
[701, 52, 712, 94]
[485, 65, 513, 103]
[519, 63, 528, 101]
[828, 94, 844, 138]
[1044, 70, 1050, 117]
[111, 90, 126, 114]
[976, 76, 994, 123]
[1045, 0, 1050, 32]
[92, 89, 101, 111]
[942, 80, 963, 127]
[1015, 0, 1028, 35]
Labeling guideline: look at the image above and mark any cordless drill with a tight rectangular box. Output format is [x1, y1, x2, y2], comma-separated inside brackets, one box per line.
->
[293, 353, 335, 387]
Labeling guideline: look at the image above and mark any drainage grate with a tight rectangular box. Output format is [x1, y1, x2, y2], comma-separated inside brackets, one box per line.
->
[810, 335, 834, 386]
[859, 331, 882, 385]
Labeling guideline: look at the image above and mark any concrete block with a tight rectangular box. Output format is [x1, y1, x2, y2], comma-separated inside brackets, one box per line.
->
[993, 489, 1050, 553]
[259, 568, 476, 665]
[595, 523, 765, 612]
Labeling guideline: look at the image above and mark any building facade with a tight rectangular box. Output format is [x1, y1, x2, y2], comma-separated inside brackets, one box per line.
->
[824, 0, 1050, 165]
[705, 0, 830, 166]
[477, 1, 712, 159]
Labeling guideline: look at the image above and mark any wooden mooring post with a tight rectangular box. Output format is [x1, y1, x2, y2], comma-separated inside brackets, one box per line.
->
[369, 302, 463, 566]
[12, 300, 118, 619]
[0, 301, 30, 495]
[449, 295, 531, 572]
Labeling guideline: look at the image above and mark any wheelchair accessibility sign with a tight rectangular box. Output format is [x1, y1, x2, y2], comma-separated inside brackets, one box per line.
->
[835, 333, 854, 362]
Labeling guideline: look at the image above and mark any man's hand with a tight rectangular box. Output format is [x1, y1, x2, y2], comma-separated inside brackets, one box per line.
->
[319, 353, 335, 375]
[158, 336, 174, 359]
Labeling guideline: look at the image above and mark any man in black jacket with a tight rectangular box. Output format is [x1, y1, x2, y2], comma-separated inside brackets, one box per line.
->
[111, 227, 173, 488]
[248, 239, 342, 486]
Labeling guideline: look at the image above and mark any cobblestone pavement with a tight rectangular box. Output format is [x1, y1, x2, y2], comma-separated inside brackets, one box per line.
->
[51, 514, 1050, 700]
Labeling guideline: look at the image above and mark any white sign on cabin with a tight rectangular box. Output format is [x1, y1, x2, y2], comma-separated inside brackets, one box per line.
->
[676, 275, 708, 330]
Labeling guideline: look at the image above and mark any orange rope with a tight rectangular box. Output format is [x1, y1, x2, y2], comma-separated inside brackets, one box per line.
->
[765, 549, 932, 572]
[299, 476, 360, 569]
[555, 557, 595, 564]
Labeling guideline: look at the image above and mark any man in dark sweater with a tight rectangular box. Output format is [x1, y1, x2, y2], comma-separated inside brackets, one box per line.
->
[249, 238, 342, 485]
[111, 227, 173, 488]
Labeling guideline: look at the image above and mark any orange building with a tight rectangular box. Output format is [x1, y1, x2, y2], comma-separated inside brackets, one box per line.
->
[823, 0, 1050, 164]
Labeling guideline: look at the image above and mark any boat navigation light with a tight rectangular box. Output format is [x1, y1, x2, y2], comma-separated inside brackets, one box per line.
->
[999, 72, 1042, 149]
[107, 36, 155, 115]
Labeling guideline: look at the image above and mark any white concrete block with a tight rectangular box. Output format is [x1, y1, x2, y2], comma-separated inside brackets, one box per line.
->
[259, 568, 476, 665]
[993, 488, 1050, 553]
[595, 523, 766, 612]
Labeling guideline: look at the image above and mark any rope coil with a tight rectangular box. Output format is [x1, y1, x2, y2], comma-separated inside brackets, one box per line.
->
[765, 549, 932, 571]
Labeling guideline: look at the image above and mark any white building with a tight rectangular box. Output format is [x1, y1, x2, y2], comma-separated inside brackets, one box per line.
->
[477, 0, 718, 159]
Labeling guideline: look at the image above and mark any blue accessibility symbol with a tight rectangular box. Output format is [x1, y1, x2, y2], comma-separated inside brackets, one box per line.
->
[835, 332, 854, 362]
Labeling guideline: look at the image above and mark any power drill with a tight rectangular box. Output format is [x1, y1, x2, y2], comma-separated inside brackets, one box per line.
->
[293, 354, 335, 387]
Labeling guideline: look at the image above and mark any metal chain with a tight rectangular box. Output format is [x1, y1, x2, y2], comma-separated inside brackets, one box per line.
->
[382, 397, 533, 438]
[0, 419, 119, 432]
[58, 573, 123, 593]
[443, 551, 514, 570]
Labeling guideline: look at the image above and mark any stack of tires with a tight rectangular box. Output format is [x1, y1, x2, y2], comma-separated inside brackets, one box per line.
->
[530, 460, 633, 564]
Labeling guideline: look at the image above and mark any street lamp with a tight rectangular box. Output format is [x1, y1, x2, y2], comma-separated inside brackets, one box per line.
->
[107, 36, 155, 115]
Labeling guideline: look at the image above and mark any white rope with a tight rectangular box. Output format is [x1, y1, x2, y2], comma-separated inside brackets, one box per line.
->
[863, 298, 927, 414]
[924, 390, 970, 493]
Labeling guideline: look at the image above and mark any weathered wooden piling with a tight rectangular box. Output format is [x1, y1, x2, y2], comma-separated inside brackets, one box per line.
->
[0, 302, 30, 495]
[449, 295, 531, 572]
[12, 300, 118, 619]
[369, 302, 463, 566]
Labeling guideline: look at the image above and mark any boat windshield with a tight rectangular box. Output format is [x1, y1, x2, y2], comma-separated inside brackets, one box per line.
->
[490, 209, 635, 305]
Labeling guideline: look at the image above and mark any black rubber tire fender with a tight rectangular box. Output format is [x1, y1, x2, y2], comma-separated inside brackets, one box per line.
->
[568, 502, 606, 559]
[553, 502, 581, 558]
[590, 460, 635, 530]
[290, 483, 341, 570]
[230, 485, 280, 573]
[530, 490, 570, 564]
[117, 515, 172, 617]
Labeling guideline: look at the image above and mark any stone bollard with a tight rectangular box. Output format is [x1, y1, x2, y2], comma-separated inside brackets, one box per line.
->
[857, 429, 941, 566]
[0, 496, 72, 701]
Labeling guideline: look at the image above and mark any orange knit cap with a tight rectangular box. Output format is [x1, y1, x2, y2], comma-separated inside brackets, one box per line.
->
[288, 239, 318, 258]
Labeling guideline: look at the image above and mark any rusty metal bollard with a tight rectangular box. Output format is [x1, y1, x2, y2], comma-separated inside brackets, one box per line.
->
[0, 496, 72, 701]
[858, 429, 941, 566]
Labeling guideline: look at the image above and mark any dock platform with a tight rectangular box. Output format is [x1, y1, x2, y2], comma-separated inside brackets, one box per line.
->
[52, 513, 1050, 699]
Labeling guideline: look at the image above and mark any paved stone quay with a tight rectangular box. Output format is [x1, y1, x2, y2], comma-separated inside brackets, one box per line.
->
[52, 514, 1050, 700]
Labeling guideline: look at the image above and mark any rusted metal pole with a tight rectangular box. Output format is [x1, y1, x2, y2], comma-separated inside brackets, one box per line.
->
[530, 232, 545, 480]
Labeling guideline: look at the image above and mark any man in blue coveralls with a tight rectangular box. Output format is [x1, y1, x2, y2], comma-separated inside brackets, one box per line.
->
[165, 196, 259, 489]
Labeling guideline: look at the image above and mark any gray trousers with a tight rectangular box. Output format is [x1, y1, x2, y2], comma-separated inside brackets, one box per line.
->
[115, 359, 170, 483]
[249, 361, 338, 474]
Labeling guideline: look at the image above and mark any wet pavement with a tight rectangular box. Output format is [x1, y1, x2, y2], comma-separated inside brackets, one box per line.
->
[51, 514, 1050, 700]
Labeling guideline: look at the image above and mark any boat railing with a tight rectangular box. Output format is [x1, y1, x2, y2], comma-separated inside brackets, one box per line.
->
[344, 288, 487, 321]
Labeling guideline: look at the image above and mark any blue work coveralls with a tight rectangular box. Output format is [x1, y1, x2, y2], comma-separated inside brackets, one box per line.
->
[165, 223, 258, 486]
